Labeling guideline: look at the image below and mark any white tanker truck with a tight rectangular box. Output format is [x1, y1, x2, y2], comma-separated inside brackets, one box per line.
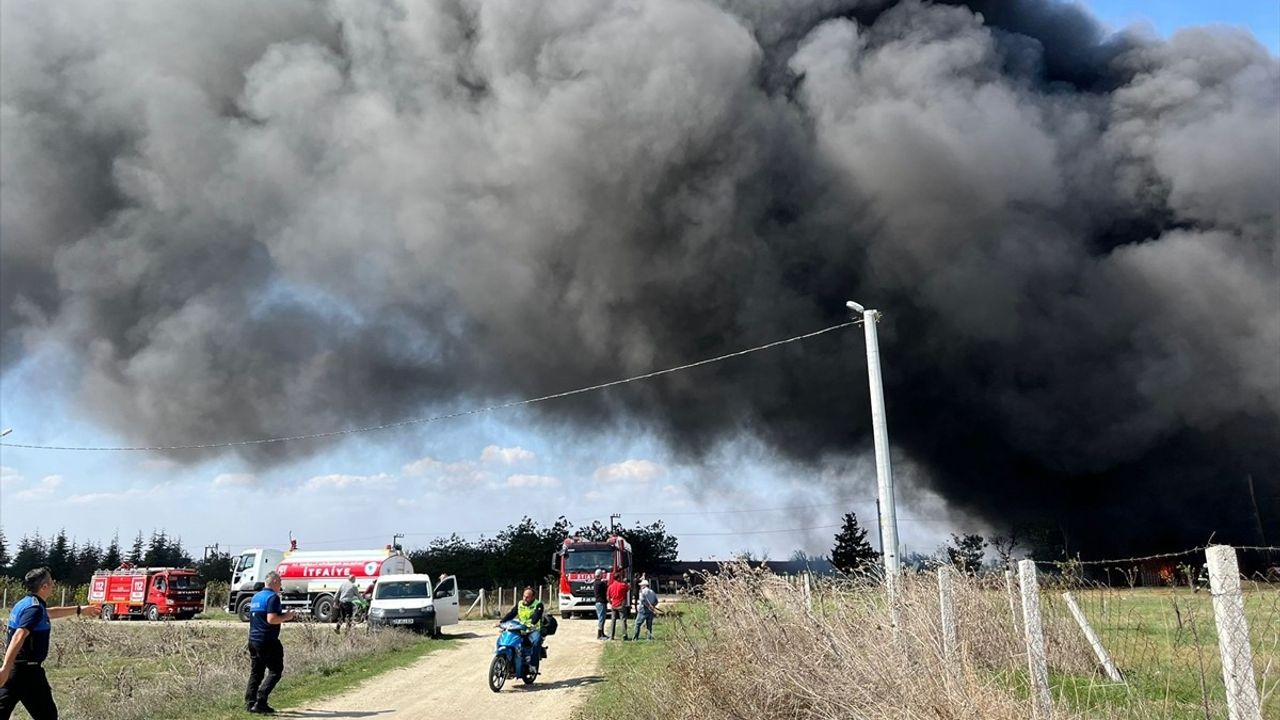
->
[227, 543, 413, 622]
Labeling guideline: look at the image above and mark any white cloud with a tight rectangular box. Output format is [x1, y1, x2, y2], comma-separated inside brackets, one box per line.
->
[0, 466, 21, 490]
[213, 473, 257, 487]
[505, 474, 560, 488]
[305, 473, 393, 490]
[402, 456, 443, 477]
[593, 459, 665, 485]
[481, 445, 536, 465]
[67, 488, 145, 505]
[402, 456, 490, 490]
[16, 475, 64, 500]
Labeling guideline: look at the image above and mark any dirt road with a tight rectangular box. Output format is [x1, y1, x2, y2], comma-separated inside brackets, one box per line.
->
[288, 617, 605, 719]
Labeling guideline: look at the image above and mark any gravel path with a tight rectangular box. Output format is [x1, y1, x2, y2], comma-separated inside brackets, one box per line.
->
[283, 617, 605, 719]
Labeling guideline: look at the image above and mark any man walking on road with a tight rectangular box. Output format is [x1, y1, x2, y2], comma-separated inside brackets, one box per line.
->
[245, 571, 299, 714]
[633, 579, 659, 641]
[0, 568, 100, 720]
[333, 575, 358, 633]
[593, 569, 609, 641]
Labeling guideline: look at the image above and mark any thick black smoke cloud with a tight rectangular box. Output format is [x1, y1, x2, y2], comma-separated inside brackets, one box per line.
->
[2, 0, 1277, 555]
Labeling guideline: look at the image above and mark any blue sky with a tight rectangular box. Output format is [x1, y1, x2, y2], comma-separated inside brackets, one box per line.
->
[1084, 0, 1279, 53]
[2, 1, 1276, 569]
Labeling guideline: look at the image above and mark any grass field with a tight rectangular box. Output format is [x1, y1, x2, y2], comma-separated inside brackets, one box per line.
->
[11, 620, 450, 720]
[576, 572, 1277, 720]
[1041, 586, 1279, 719]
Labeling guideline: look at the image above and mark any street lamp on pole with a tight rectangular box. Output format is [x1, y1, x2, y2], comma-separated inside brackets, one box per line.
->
[0, 428, 11, 437]
[847, 301, 900, 596]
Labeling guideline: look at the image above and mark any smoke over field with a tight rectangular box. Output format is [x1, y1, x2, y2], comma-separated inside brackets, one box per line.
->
[2, 0, 1277, 554]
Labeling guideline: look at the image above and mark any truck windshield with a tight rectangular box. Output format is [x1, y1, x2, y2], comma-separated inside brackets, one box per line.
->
[236, 553, 256, 572]
[565, 550, 613, 572]
[375, 581, 430, 600]
[169, 575, 205, 590]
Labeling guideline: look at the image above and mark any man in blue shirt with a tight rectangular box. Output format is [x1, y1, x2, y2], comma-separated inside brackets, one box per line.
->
[0, 567, 100, 720]
[244, 571, 299, 714]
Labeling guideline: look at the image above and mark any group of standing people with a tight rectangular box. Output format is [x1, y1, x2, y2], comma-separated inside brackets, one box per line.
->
[593, 569, 660, 641]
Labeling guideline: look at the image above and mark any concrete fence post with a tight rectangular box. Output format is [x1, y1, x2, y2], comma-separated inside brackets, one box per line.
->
[481, 588, 487, 618]
[1206, 545, 1262, 720]
[803, 572, 813, 611]
[1018, 559, 1052, 719]
[61, 588, 66, 607]
[938, 566, 959, 681]
[1005, 569, 1020, 635]
[3, 588, 7, 608]
[1062, 592, 1123, 683]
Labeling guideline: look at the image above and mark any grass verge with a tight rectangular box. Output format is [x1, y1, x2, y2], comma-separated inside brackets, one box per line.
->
[16, 621, 450, 720]
[573, 606, 688, 720]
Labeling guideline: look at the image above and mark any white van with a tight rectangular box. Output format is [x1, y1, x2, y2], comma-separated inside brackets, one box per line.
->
[367, 573, 460, 636]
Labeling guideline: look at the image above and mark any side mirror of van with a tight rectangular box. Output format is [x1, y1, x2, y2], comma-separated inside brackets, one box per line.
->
[550, 552, 560, 572]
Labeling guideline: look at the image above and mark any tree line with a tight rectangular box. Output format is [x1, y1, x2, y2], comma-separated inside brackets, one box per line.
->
[0, 527, 232, 587]
[0, 517, 680, 590]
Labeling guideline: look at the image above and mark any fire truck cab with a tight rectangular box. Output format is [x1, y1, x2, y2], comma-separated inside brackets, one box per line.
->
[552, 535, 633, 619]
[90, 566, 207, 621]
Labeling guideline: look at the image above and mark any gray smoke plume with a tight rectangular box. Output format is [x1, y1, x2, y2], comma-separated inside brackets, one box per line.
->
[2, 0, 1277, 555]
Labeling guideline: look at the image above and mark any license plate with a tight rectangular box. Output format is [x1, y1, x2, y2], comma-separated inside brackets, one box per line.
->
[391, 619, 415, 625]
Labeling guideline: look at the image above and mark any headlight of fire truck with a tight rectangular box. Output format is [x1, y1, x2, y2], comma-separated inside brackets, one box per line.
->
[368, 608, 385, 617]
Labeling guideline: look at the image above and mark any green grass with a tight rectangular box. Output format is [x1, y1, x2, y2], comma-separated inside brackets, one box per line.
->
[1030, 586, 1278, 718]
[574, 605, 691, 720]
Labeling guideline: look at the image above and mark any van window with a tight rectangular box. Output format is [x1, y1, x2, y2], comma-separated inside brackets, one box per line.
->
[375, 581, 430, 600]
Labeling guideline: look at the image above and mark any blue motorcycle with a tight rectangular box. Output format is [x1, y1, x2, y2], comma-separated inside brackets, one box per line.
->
[488, 620, 542, 692]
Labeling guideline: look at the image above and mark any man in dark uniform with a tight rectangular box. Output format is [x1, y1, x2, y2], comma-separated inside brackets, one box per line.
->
[0, 567, 100, 719]
[244, 571, 298, 714]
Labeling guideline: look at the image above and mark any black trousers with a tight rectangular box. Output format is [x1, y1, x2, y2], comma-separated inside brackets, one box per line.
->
[245, 639, 285, 706]
[334, 601, 354, 625]
[0, 664, 57, 720]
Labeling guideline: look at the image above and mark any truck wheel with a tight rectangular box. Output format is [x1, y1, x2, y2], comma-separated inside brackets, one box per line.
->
[562, 611, 573, 620]
[101, 604, 115, 621]
[312, 594, 336, 622]
[144, 605, 161, 622]
[237, 597, 253, 623]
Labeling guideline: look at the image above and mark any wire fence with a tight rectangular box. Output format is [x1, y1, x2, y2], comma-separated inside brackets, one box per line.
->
[631, 544, 1277, 720]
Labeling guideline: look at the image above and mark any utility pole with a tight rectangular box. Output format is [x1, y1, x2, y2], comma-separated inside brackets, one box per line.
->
[203, 543, 219, 560]
[847, 300, 900, 599]
[392, 533, 404, 551]
[609, 514, 621, 533]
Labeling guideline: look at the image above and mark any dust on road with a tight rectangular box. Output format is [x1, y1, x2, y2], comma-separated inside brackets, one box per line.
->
[287, 617, 605, 719]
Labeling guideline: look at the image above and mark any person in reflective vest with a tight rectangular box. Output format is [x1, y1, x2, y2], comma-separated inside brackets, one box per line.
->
[499, 587, 545, 671]
[244, 571, 299, 714]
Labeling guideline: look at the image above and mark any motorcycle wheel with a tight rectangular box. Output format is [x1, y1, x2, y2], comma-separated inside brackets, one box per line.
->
[488, 655, 508, 693]
[522, 667, 537, 685]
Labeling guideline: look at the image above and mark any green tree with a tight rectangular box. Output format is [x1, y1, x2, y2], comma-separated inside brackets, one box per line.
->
[46, 529, 73, 581]
[71, 542, 102, 585]
[101, 533, 123, 570]
[9, 534, 47, 579]
[831, 512, 879, 574]
[945, 533, 988, 573]
[127, 532, 145, 565]
[196, 550, 233, 583]
[623, 521, 679, 576]
[0, 528, 10, 575]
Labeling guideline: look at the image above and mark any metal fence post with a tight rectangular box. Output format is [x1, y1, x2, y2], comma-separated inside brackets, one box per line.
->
[1018, 560, 1052, 719]
[1062, 592, 1123, 683]
[938, 566, 958, 681]
[1206, 545, 1261, 720]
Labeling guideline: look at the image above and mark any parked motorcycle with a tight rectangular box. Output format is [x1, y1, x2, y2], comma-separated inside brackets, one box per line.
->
[488, 620, 544, 692]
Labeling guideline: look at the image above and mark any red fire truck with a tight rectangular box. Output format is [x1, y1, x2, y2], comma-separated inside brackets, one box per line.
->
[552, 534, 633, 619]
[89, 566, 207, 621]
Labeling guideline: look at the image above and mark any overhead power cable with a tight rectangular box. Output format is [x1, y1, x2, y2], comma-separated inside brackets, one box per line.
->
[0, 319, 860, 452]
